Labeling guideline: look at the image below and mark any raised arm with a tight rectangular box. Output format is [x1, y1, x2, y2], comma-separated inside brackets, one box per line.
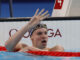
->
[5, 8, 49, 52]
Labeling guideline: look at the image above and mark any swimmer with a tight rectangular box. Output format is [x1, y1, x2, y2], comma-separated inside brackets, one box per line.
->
[5, 8, 64, 52]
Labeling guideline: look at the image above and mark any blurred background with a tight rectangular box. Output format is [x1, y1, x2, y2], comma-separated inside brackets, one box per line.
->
[0, 0, 55, 17]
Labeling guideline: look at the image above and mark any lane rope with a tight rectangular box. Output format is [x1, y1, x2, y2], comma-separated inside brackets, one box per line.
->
[0, 46, 80, 57]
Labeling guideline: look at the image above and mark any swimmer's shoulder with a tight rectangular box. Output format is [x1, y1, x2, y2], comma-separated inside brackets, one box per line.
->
[14, 43, 28, 52]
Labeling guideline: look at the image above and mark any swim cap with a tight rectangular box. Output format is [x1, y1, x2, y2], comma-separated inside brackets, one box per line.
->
[29, 23, 47, 37]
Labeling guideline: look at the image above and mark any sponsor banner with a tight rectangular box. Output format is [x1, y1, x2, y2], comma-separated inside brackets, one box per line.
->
[0, 20, 80, 50]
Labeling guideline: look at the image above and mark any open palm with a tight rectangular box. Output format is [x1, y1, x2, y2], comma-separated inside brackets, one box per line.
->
[28, 8, 49, 28]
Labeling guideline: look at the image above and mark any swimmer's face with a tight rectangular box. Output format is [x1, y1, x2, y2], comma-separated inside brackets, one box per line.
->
[31, 28, 48, 49]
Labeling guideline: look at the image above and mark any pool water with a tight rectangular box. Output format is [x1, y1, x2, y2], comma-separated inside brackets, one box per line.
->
[0, 51, 80, 60]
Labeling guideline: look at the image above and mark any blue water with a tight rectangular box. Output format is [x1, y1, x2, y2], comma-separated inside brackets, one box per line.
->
[0, 51, 80, 60]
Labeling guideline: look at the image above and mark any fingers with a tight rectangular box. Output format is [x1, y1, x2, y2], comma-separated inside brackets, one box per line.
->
[40, 14, 50, 20]
[40, 10, 49, 20]
[38, 9, 45, 16]
[34, 8, 39, 16]
[34, 8, 50, 21]
[41, 10, 48, 17]
[34, 9, 48, 16]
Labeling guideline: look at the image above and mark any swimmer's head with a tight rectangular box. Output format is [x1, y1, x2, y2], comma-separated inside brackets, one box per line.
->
[29, 23, 47, 37]
[29, 23, 48, 49]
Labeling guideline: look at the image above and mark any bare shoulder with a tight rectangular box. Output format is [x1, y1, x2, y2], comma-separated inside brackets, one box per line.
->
[49, 45, 64, 52]
[14, 43, 28, 52]
[15, 43, 28, 49]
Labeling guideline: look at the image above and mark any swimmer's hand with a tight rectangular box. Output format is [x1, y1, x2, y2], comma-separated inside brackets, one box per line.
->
[19, 46, 48, 52]
[27, 8, 49, 29]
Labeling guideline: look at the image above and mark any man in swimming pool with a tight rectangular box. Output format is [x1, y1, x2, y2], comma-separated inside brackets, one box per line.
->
[5, 9, 64, 52]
